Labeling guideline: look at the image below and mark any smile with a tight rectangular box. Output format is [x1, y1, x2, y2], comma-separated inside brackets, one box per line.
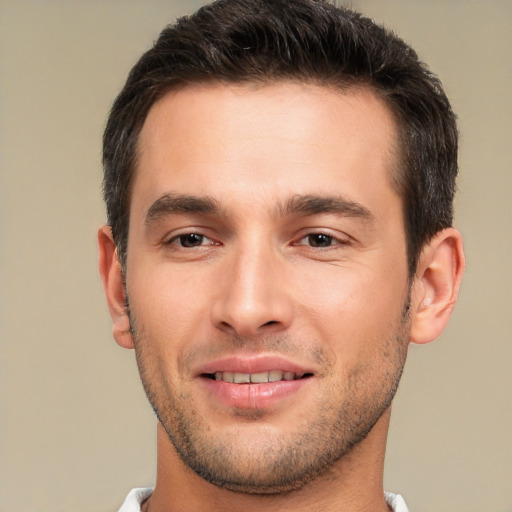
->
[208, 370, 313, 383]
[196, 355, 316, 409]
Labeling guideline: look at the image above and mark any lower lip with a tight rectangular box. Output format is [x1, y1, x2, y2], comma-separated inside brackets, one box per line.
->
[200, 377, 311, 409]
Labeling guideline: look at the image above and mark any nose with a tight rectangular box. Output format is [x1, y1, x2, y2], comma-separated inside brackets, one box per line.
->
[211, 242, 294, 338]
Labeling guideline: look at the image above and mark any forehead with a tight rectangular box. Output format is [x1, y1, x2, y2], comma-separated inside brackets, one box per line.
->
[133, 81, 400, 218]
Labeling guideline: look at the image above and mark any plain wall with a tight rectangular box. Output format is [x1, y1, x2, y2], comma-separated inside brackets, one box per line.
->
[0, 1, 510, 511]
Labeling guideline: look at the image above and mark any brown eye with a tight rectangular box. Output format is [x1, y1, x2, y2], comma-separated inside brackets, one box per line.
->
[177, 233, 207, 247]
[307, 233, 334, 247]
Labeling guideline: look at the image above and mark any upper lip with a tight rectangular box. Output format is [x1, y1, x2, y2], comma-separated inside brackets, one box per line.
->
[194, 354, 315, 377]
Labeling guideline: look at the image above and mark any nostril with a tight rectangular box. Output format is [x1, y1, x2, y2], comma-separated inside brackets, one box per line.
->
[263, 320, 278, 327]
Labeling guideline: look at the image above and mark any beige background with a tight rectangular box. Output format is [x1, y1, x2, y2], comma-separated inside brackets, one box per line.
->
[0, 1, 510, 511]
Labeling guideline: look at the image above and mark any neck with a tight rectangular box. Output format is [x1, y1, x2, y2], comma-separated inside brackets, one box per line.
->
[144, 409, 392, 512]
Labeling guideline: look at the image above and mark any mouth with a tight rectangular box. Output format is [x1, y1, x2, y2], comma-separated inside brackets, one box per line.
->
[203, 370, 314, 383]
[196, 356, 316, 410]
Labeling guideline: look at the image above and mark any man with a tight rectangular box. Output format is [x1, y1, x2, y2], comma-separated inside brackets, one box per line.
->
[98, 0, 465, 510]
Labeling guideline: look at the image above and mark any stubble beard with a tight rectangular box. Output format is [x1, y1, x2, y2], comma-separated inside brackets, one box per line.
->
[129, 300, 410, 495]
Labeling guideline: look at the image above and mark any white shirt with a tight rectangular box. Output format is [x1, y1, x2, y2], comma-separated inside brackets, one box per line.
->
[118, 488, 410, 511]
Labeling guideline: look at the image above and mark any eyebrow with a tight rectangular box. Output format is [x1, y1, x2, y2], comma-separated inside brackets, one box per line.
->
[145, 192, 373, 224]
[278, 194, 374, 221]
[145, 193, 222, 224]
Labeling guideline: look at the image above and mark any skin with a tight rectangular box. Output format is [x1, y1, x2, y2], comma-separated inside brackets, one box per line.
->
[99, 82, 465, 512]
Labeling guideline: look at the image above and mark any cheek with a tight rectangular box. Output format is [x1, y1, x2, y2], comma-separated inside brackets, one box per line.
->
[127, 264, 212, 353]
[130, 258, 207, 307]
[295, 263, 408, 353]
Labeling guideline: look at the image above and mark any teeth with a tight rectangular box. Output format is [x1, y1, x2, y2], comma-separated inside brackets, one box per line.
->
[223, 371, 234, 383]
[268, 370, 283, 382]
[213, 370, 300, 383]
[251, 372, 270, 383]
[234, 372, 250, 383]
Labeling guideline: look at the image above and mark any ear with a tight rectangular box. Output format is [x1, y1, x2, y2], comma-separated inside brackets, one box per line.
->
[98, 225, 134, 349]
[410, 228, 465, 345]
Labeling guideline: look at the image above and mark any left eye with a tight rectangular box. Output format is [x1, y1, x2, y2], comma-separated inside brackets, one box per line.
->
[298, 233, 337, 248]
[169, 233, 213, 248]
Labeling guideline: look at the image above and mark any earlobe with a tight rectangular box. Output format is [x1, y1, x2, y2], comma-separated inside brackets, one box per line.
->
[410, 228, 465, 345]
[97, 225, 134, 349]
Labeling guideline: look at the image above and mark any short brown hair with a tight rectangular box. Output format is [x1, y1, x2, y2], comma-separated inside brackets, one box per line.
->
[103, 0, 458, 275]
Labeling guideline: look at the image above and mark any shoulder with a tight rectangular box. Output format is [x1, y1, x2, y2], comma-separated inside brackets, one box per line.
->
[385, 491, 410, 512]
[117, 488, 154, 512]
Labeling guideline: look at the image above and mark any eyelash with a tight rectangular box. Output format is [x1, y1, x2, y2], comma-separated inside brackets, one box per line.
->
[164, 230, 350, 250]
[294, 232, 349, 249]
[165, 232, 216, 248]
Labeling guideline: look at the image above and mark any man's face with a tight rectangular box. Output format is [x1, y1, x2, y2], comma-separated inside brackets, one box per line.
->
[125, 82, 411, 493]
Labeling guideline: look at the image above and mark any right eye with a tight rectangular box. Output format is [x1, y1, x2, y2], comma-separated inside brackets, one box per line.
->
[300, 233, 336, 248]
[167, 232, 214, 248]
